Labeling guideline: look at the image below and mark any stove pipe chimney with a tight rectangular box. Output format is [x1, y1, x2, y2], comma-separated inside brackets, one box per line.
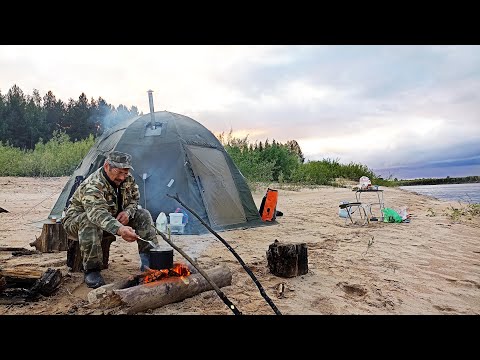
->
[147, 89, 155, 129]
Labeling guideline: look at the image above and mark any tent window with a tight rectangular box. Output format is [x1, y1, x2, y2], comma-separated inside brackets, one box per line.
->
[144, 122, 163, 137]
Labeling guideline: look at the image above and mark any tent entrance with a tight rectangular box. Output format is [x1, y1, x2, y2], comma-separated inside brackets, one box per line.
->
[185, 145, 246, 227]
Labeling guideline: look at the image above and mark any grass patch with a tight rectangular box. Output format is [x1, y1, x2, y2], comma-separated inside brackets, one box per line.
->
[444, 203, 480, 221]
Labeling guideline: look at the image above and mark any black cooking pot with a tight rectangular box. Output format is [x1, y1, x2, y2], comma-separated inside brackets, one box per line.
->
[149, 248, 173, 270]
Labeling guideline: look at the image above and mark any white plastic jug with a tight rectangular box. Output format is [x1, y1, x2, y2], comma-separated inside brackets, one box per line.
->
[155, 212, 167, 233]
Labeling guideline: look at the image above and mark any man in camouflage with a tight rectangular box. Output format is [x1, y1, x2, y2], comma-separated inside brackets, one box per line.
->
[62, 151, 158, 288]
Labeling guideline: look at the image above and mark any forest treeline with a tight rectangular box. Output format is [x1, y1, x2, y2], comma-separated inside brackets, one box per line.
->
[395, 176, 480, 186]
[0, 84, 140, 150]
[1, 85, 477, 186]
[0, 85, 384, 185]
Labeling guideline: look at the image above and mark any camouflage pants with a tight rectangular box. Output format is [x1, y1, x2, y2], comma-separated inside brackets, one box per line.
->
[62, 209, 158, 271]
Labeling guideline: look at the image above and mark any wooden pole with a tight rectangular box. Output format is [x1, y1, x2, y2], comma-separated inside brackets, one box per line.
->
[150, 227, 242, 315]
[167, 193, 283, 315]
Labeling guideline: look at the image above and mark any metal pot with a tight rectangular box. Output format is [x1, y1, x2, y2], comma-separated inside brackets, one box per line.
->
[149, 248, 173, 270]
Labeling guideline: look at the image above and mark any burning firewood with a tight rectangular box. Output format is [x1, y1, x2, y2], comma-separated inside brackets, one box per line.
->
[136, 263, 191, 285]
[90, 264, 232, 314]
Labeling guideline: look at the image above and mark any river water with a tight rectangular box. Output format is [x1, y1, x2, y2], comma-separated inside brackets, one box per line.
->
[399, 183, 480, 204]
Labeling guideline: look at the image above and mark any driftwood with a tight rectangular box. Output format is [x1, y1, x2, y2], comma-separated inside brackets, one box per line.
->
[0, 267, 62, 302]
[30, 223, 68, 252]
[93, 264, 232, 314]
[0, 246, 32, 252]
[12, 249, 41, 256]
[28, 268, 63, 296]
[0, 268, 44, 286]
[66, 234, 116, 272]
[267, 240, 308, 278]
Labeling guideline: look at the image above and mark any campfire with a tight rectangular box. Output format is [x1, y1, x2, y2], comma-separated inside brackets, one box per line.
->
[125, 262, 192, 287]
[140, 262, 191, 284]
[88, 263, 232, 314]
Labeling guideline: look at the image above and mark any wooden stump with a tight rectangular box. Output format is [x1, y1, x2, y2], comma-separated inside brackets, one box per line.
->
[66, 240, 82, 272]
[0, 277, 7, 292]
[266, 240, 308, 278]
[66, 233, 116, 272]
[30, 223, 68, 252]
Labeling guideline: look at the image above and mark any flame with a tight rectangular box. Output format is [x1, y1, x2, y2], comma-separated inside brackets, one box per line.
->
[139, 262, 191, 285]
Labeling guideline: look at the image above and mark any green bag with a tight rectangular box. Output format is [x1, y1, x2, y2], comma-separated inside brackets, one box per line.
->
[382, 207, 403, 223]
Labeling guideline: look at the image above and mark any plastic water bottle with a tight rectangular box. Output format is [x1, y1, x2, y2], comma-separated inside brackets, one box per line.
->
[155, 212, 167, 233]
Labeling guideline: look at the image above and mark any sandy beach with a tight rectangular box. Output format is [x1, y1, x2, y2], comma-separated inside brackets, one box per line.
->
[1, 176, 479, 315]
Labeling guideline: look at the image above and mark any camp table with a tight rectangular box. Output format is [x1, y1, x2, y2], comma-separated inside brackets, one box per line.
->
[354, 189, 385, 217]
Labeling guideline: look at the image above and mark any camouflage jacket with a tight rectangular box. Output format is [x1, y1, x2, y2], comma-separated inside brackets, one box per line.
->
[64, 167, 140, 235]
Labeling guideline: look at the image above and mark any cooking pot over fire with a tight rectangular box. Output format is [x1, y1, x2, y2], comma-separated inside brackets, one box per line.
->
[149, 246, 174, 270]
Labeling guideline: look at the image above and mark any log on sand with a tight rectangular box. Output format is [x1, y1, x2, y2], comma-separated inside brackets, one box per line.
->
[0, 267, 62, 294]
[0, 268, 44, 286]
[0, 246, 33, 252]
[92, 264, 232, 314]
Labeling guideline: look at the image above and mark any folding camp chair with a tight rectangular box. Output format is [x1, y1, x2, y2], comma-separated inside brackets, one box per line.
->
[339, 202, 370, 225]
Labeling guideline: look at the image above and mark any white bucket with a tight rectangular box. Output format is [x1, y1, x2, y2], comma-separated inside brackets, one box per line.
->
[339, 208, 348, 218]
[169, 212, 183, 226]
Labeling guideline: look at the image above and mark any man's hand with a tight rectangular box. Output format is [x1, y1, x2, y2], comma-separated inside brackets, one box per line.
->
[117, 225, 138, 242]
[116, 211, 130, 225]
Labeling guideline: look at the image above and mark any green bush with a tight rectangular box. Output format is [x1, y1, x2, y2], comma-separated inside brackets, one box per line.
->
[1, 127, 405, 192]
[0, 131, 95, 176]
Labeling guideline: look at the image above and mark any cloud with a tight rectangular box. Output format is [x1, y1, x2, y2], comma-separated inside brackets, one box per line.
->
[1, 45, 479, 178]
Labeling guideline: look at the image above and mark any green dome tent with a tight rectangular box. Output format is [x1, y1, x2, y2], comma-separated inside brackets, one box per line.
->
[50, 110, 265, 235]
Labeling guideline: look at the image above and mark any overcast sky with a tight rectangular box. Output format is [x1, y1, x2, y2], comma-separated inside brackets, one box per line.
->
[1, 45, 479, 179]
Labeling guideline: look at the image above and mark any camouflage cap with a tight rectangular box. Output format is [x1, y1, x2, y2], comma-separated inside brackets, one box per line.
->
[107, 151, 134, 170]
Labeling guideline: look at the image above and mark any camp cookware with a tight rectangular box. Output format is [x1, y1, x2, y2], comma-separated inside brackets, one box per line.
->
[137, 236, 157, 249]
[137, 237, 174, 270]
[149, 247, 174, 270]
